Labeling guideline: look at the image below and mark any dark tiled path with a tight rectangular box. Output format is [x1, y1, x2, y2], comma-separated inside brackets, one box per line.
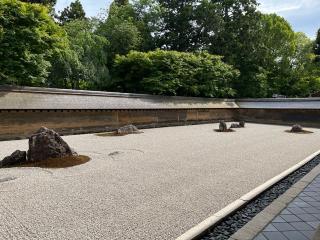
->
[254, 175, 320, 240]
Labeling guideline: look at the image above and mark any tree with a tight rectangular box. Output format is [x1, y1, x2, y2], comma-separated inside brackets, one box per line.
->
[57, 0, 86, 24]
[19, 0, 56, 7]
[315, 29, 320, 62]
[112, 50, 239, 97]
[98, 1, 142, 64]
[0, 0, 66, 86]
[257, 14, 296, 96]
[115, 0, 129, 5]
[153, 0, 203, 51]
[47, 47, 86, 89]
[63, 19, 110, 89]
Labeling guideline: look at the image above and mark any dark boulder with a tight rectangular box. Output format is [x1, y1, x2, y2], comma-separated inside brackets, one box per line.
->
[290, 124, 303, 133]
[27, 127, 76, 162]
[0, 150, 26, 167]
[239, 121, 246, 128]
[230, 123, 241, 128]
[116, 125, 142, 135]
[219, 121, 228, 132]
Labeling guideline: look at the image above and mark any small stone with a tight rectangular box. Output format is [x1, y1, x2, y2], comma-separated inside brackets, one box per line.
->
[0, 150, 26, 167]
[290, 124, 303, 132]
[116, 125, 142, 135]
[230, 123, 241, 128]
[239, 121, 245, 128]
[219, 121, 228, 132]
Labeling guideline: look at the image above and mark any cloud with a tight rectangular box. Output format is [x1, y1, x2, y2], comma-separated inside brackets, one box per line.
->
[258, 0, 320, 14]
[257, 0, 320, 38]
[258, 0, 301, 13]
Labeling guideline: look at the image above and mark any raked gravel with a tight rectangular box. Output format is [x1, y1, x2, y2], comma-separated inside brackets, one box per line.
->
[0, 123, 320, 240]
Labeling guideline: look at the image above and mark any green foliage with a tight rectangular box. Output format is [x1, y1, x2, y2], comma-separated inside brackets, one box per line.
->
[19, 0, 57, 7]
[258, 14, 296, 96]
[112, 50, 239, 97]
[0, 0, 65, 86]
[0, 0, 319, 98]
[315, 29, 320, 62]
[57, 0, 86, 24]
[98, 1, 142, 64]
[48, 19, 110, 90]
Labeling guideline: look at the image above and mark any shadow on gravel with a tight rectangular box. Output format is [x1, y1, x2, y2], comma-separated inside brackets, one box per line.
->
[95, 132, 143, 137]
[5, 155, 90, 169]
[284, 130, 313, 134]
[214, 129, 235, 133]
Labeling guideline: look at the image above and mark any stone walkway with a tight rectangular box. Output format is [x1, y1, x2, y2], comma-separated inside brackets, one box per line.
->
[254, 175, 320, 240]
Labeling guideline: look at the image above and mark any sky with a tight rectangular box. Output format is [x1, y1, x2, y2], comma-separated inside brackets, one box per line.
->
[55, 0, 320, 38]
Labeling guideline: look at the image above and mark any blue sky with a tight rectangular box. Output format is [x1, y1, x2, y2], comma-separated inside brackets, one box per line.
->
[55, 0, 320, 38]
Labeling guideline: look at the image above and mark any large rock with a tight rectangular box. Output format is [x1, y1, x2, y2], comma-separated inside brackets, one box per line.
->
[219, 121, 228, 132]
[116, 125, 141, 135]
[28, 127, 76, 162]
[0, 150, 26, 167]
[291, 124, 303, 133]
[239, 121, 245, 128]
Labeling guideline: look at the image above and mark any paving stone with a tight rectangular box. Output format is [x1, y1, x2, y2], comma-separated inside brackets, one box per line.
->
[288, 207, 307, 215]
[312, 214, 320, 220]
[262, 232, 288, 240]
[306, 221, 320, 229]
[272, 216, 286, 223]
[300, 196, 318, 202]
[263, 224, 278, 232]
[291, 201, 312, 208]
[253, 233, 268, 240]
[296, 214, 319, 222]
[272, 222, 295, 231]
[290, 222, 314, 231]
[303, 207, 320, 214]
[307, 202, 320, 207]
[301, 230, 316, 239]
[282, 231, 309, 240]
[280, 214, 302, 222]
[281, 209, 292, 215]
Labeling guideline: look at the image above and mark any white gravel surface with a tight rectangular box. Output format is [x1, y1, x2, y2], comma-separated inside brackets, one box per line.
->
[0, 123, 319, 240]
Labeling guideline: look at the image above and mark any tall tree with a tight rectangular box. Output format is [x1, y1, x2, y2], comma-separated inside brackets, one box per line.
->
[154, 0, 203, 51]
[98, 1, 142, 65]
[257, 14, 296, 96]
[19, 0, 56, 7]
[0, 0, 65, 86]
[315, 28, 320, 62]
[115, 0, 129, 5]
[64, 19, 110, 89]
[58, 0, 86, 24]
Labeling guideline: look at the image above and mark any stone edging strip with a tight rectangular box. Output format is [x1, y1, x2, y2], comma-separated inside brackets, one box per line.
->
[176, 149, 320, 240]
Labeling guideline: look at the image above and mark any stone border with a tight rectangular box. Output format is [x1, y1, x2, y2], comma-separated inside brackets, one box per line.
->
[176, 150, 320, 240]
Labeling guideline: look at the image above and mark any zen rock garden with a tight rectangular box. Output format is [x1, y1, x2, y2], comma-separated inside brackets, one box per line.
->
[286, 124, 313, 134]
[217, 120, 246, 132]
[0, 127, 78, 168]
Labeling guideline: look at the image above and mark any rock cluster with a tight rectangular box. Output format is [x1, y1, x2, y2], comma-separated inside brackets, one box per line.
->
[116, 124, 142, 135]
[290, 124, 303, 133]
[0, 150, 26, 167]
[230, 121, 246, 129]
[0, 127, 77, 167]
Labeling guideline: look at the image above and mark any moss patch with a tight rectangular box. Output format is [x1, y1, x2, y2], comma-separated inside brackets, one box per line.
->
[8, 155, 90, 169]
